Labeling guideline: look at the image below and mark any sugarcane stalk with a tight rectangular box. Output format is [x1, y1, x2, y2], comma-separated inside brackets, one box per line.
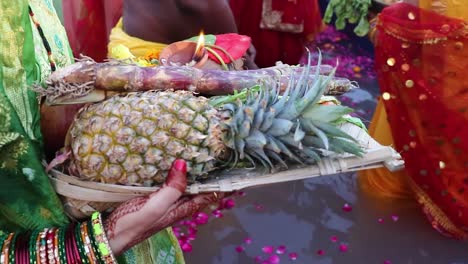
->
[37, 58, 358, 105]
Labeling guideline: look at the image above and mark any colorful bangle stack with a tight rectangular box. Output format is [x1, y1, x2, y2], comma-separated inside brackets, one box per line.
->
[0, 212, 116, 264]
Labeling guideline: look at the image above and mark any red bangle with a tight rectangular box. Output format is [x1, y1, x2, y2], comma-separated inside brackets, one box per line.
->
[70, 224, 82, 264]
[16, 232, 30, 264]
[14, 232, 22, 264]
[67, 223, 78, 264]
[65, 225, 73, 264]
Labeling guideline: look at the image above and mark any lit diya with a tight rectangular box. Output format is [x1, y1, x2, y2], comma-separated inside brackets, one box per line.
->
[159, 31, 209, 68]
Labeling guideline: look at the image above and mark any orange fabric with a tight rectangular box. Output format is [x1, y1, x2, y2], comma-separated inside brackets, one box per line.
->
[358, 99, 413, 200]
[364, 2, 468, 238]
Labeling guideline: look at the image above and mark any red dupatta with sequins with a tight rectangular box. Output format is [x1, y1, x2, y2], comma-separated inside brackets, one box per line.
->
[375, 3, 468, 238]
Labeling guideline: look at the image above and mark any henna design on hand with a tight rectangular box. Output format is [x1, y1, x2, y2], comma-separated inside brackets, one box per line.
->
[104, 196, 150, 239]
[120, 192, 225, 253]
[103, 159, 230, 255]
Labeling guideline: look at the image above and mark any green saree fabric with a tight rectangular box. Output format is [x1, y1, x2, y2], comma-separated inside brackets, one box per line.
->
[0, 0, 184, 263]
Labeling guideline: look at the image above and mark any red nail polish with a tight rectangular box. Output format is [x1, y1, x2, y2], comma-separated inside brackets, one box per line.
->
[165, 159, 187, 192]
[173, 159, 187, 173]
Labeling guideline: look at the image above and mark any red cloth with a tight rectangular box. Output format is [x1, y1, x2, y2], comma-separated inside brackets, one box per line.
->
[62, 0, 122, 61]
[209, 33, 251, 64]
[230, 0, 323, 68]
[376, 3, 468, 238]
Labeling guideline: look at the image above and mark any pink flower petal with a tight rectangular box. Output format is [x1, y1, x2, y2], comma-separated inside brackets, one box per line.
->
[378, 218, 385, 224]
[224, 199, 236, 209]
[339, 244, 348, 252]
[193, 212, 209, 225]
[289, 252, 298, 260]
[238, 191, 246, 197]
[235, 246, 244, 253]
[391, 215, 399, 222]
[330, 236, 338, 242]
[262, 246, 274, 254]
[181, 243, 193, 253]
[254, 256, 263, 263]
[212, 210, 224, 218]
[244, 237, 253, 244]
[268, 255, 280, 264]
[342, 203, 352, 212]
[187, 233, 197, 241]
[276, 245, 286, 254]
[188, 227, 197, 235]
[255, 204, 264, 211]
[383, 260, 392, 264]
[317, 249, 325, 256]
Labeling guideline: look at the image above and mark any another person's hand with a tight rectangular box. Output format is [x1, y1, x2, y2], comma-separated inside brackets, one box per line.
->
[104, 159, 224, 255]
[243, 43, 259, 69]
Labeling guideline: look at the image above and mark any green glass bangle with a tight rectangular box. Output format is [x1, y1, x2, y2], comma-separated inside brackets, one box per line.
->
[74, 223, 89, 264]
[58, 226, 67, 264]
[29, 230, 39, 264]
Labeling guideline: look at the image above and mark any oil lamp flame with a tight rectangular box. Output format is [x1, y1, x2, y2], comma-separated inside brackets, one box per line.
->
[192, 31, 205, 62]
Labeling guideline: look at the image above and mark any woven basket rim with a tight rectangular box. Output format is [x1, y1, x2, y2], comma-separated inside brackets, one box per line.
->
[46, 123, 404, 200]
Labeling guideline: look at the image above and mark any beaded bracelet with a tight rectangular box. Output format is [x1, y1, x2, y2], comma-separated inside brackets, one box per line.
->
[86, 219, 106, 264]
[53, 228, 60, 264]
[47, 228, 58, 264]
[90, 212, 117, 264]
[38, 229, 48, 264]
[81, 221, 99, 264]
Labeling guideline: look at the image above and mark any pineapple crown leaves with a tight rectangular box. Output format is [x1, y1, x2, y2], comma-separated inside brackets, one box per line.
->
[210, 51, 364, 171]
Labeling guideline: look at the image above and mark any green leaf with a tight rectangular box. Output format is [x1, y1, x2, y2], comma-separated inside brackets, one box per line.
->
[312, 120, 356, 141]
[302, 105, 353, 123]
[302, 148, 321, 162]
[354, 16, 370, 37]
[265, 150, 288, 168]
[186, 34, 216, 45]
[330, 137, 364, 157]
[303, 135, 325, 149]
[301, 119, 329, 150]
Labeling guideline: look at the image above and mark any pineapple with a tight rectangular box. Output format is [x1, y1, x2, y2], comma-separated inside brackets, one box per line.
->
[67, 57, 363, 186]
